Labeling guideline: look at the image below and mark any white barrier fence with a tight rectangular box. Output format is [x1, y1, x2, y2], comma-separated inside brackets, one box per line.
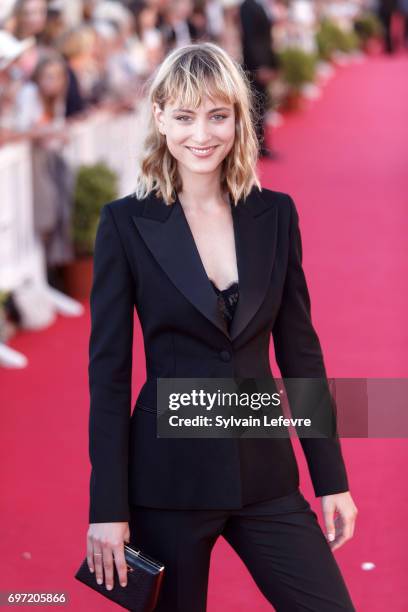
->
[0, 105, 145, 367]
[0, 140, 44, 291]
[64, 105, 145, 195]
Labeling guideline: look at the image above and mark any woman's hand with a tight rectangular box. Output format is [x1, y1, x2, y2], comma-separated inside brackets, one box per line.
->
[87, 522, 130, 590]
[320, 491, 358, 552]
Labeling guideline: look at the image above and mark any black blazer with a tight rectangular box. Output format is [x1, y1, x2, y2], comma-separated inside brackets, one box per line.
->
[88, 186, 349, 523]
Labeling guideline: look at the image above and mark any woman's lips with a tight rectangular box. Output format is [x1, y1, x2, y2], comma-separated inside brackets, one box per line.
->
[186, 145, 218, 158]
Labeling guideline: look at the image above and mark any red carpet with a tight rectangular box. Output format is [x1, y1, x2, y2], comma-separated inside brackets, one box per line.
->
[1, 53, 407, 611]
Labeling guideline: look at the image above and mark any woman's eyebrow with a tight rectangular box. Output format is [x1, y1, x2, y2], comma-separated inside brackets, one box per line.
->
[172, 107, 231, 114]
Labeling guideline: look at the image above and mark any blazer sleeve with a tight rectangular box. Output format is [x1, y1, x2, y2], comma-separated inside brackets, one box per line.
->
[272, 195, 349, 497]
[88, 204, 135, 523]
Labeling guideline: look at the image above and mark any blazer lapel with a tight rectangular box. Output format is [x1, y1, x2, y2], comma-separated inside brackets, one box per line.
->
[229, 188, 278, 341]
[131, 187, 278, 342]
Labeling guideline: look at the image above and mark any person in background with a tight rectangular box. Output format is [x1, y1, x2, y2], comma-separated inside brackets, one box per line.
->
[0, 30, 35, 140]
[0, 0, 18, 34]
[217, 0, 242, 61]
[14, 52, 68, 131]
[12, 0, 47, 41]
[160, 0, 201, 52]
[239, 0, 280, 159]
[92, 1, 142, 101]
[40, 1, 67, 47]
[34, 3, 88, 117]
[13, 53, 75, 291]
[205, 0, 226, 44]
[10, 0, 48, 80]
[397, 0, 408, 48]
[131, 1, 165, 77]
[378, 0, 397, 53]
[189, 0, 210, 42]
[56, 24, 107, 106]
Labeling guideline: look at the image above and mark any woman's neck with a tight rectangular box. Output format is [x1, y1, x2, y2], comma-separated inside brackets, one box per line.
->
[177, 169, 228, 213]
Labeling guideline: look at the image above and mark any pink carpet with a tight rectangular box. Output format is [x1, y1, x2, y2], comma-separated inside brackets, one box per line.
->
[1, 52, 407, 611]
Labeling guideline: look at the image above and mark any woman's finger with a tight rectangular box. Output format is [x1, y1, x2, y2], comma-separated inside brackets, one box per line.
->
[86, 535, 95, 573]
[102, 543, 115, 590]
[113, 543, 128, 588]
[323, 507, 336, 543]
[331, 513, 355, 551]
[93, 547, 104, 585]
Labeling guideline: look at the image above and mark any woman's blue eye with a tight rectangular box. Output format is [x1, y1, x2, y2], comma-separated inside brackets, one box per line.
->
[175, 115, 228, 122]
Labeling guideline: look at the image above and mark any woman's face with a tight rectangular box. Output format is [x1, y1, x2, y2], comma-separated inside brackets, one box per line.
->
[37, 61, 66, 98]
[153, 94, 236, 177]
[17, 0, 47, 37]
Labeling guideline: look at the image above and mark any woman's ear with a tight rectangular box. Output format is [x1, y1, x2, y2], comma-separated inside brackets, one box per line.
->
[153, 102, 165, 135]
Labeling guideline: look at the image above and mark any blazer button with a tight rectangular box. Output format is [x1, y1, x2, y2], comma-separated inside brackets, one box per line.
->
[219, 350, 231, 362]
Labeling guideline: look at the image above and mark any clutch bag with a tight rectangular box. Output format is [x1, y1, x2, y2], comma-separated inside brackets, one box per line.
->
[74, 543, 165, 611]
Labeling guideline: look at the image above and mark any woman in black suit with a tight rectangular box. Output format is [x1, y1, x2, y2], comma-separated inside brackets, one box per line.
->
[86, 42, 357, 611]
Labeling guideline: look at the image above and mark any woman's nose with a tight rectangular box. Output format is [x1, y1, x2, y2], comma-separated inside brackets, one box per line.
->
[192, 119, 212, 144]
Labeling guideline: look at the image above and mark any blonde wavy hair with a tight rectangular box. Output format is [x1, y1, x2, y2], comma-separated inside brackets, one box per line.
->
[133, 42, 262, 206]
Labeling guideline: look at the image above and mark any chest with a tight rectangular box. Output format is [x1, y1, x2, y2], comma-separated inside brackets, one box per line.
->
[183, 207, 239, 291]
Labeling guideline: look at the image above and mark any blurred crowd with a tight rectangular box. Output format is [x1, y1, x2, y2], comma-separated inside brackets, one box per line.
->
[0, 0, 406, 301]
[0, 0, 221, 143]
[2, 0, 406, 145]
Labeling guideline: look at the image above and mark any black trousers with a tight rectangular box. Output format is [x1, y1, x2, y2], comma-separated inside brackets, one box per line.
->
[128, 488, 356, 611]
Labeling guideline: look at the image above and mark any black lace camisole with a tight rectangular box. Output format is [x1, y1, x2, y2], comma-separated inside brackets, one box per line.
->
[209, 279, 239, 332]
